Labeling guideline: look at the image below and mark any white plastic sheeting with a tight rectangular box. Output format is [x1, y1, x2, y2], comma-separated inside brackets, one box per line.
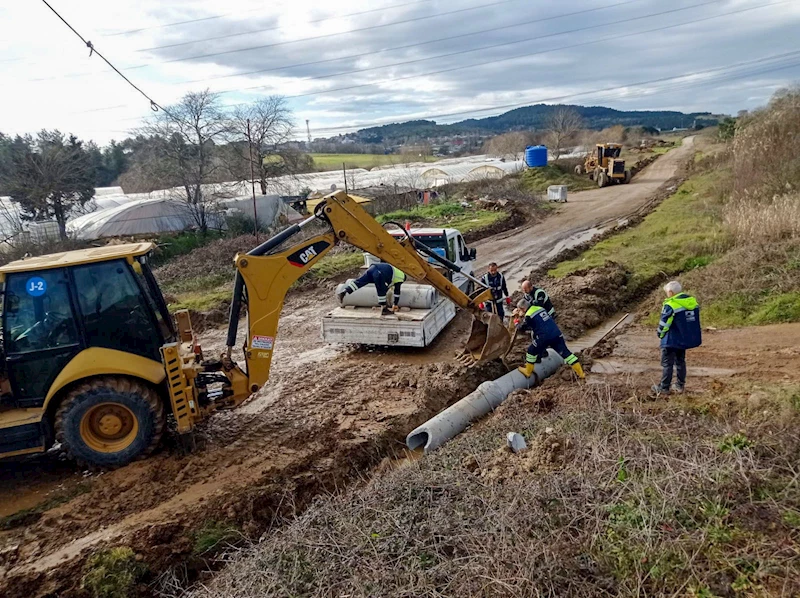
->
[68, 194, 301, 240]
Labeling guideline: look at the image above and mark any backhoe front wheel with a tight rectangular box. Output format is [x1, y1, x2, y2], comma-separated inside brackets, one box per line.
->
[55, 377, 165, 469]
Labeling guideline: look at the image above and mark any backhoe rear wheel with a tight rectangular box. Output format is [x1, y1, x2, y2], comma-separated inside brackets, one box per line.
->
[597, 171, 608, 188]
[55, 377, 165, 469]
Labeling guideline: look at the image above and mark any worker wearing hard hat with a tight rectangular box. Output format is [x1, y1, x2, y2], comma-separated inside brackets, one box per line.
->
[338, 262, 406, 316]
[514, 297, 584, 380]
[652, 280, 702, 395]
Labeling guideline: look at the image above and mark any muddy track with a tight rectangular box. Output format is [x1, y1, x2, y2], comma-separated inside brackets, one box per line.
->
[0, 142, 694, 597]
[473, 137, 695, 283]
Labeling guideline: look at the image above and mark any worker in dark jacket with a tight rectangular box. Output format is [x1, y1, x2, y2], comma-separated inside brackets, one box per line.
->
[521, 279, 556, 318]
[481, 262, 510, 318]
[515, 298, 584, 380]
[338, 262, 406, 316]
[652, 280, 702, 394]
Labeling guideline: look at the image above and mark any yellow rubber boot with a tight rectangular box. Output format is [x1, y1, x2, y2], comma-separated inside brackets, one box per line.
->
[517, 362, 535, 378]
[571, 362, 585, 380]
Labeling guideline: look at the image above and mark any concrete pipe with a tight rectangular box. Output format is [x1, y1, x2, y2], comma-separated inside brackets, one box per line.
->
[337, 281, 438, 309]
[406, 349, 564, 454]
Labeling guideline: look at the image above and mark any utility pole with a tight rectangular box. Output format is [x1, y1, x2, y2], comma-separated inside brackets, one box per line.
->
[247, 119, 259, 242]
[306, 119, 312, 145]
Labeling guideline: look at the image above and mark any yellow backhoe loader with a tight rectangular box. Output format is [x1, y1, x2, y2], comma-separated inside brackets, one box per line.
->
[0, 192, 509, 468]
[575, 143, 631, 187]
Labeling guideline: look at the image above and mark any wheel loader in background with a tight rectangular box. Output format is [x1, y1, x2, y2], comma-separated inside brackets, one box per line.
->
[576, 143, 631, 187]
[0, 191, 509, 468]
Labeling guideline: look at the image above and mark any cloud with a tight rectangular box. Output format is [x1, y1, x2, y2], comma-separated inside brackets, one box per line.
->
[1, 0, 799, 143]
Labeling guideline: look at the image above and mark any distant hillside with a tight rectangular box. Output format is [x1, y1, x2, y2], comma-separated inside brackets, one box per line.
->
[348, 103, 722, 144]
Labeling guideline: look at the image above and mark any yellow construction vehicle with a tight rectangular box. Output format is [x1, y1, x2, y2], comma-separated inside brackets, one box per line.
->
[575, 143, 631, 187]
[0, 192, 509, 468]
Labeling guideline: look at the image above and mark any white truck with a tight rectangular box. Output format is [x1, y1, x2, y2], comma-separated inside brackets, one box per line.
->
[321, 228, 479, 348]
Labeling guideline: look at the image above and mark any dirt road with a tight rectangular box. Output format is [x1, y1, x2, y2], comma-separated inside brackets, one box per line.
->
[473, 137, 694, 283]
[0, 142, 695, 597]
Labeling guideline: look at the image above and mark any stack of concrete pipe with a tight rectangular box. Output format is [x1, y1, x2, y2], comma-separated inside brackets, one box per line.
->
[336, 281, 438, 309]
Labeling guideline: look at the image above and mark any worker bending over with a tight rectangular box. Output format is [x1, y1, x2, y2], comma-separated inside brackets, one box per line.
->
[521, 279, 556, 318]
[481, 262, 510, 318]
[339, 262, 406, 316]
[653, 280, 702, 395]
[515, 298, 584, 380]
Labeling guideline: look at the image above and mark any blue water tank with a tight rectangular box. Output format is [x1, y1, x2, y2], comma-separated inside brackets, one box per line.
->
[525, 145, 548, 167]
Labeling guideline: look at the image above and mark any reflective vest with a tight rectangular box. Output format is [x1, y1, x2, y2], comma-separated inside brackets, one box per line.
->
[391, 266, 406, 285]
[658, 293, 702, 349]
[521, 304, 561, 341]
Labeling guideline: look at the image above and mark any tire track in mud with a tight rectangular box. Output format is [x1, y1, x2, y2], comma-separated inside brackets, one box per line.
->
[0, 141, 695, 596]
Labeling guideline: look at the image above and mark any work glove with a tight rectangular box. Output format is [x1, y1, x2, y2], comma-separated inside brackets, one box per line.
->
[505, 297, 512, 305]
[479, 302, 485, 310]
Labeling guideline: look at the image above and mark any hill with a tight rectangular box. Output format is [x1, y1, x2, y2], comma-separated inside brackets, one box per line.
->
[348, 103, 721, 144]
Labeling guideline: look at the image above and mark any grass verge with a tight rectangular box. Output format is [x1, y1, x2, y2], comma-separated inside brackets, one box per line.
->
[82, 546, 146, 598]
[549, 167, 729, 295]
[187, 379, 800, 598]
[377, 202, 508, 235]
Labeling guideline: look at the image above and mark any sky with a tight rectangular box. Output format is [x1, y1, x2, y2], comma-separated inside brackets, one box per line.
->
[2, 0, 800, 144]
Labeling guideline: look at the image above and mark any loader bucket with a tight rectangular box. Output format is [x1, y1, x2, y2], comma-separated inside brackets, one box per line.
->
[464, 311, 513, 362]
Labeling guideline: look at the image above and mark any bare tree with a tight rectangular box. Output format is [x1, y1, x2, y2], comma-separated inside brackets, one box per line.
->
[229, 96, 295, 194]
[482, 132, 529, 160]
[137, 90, 229, 232]
[545, 107, 583, 160]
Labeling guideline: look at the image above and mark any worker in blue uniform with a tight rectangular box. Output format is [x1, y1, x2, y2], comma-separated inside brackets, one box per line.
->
[514, 298, 584, 380]
[653, 280, 702, 394]
[481, 262, 511, 319]
[338, 262, 406, 316]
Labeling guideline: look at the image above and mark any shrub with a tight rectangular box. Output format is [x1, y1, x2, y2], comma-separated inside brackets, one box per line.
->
[81, 547, 146, 598]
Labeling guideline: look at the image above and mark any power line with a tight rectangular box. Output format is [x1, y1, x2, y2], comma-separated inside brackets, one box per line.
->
[180, 0, 648, 86]
[59, 0, 787, 120]
[22, 0, 645, 83]
[135, 0, 448, 52]
[39, 0, 173, 118]
[103, 0, 439, 37]
[311, 55, 800, 133]
[277, 0, 787, 100]
[229, 0, 727, 95]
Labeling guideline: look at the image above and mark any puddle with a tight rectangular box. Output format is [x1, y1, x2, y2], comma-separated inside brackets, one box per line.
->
[543, 227, 603, 261]
[591, 359, 739, 377]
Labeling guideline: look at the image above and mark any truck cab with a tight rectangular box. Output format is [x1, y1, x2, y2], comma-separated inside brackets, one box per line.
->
[386, 228, 477, 292]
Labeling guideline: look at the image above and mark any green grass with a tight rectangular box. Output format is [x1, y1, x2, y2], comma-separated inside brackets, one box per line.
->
[377, 202, 507, 234]
[521, 164, 596, 193]
[192, 521, 240, 555]
[306, 251, 364, 279]
[169, 289, 232, 313]
[81, 547, 146, 598]
[703, 291, 800, 328]
[151, 231, 224, 266]
[310, 153, 437, 171]
[549, 171, 729, 294]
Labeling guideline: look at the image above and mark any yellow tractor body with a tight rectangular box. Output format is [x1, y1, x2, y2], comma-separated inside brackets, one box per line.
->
[577, 143, 631, 187]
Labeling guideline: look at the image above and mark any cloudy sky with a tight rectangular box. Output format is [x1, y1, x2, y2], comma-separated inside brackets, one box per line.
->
[2, 0, 799, 144]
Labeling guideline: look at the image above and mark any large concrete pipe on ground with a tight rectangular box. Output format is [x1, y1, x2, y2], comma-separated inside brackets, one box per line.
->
[336, 281, 438, 309]
[406, 349, 564, 454]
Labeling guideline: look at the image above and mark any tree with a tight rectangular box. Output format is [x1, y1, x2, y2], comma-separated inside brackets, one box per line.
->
[544, 107, 583, 160]
[483, 132, 529, 160]
[228, 96, 295, 194]
[4, 130, 95, 239]
[137, 89, 230, 232]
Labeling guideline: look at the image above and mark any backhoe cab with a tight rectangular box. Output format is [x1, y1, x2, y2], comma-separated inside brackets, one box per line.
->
[576, 143, 631, 187]
[0, 191, 509, 469]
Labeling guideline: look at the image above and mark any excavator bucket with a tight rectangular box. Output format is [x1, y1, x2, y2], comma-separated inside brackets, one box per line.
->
[463, 311, 513, 363]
